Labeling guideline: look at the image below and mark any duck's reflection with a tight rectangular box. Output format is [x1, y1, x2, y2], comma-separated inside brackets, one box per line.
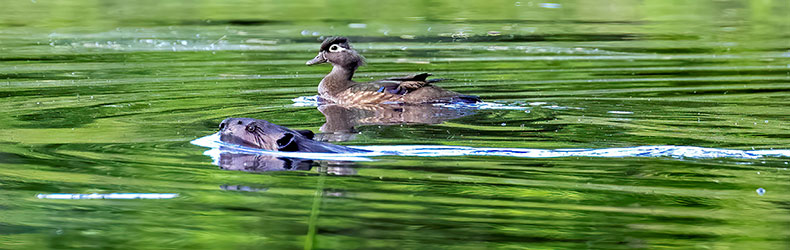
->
[316, 103, 475, 140]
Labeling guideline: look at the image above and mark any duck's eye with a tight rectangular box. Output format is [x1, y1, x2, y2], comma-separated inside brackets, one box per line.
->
[245, 124, 257, 132]
[329, 44, 340, 52]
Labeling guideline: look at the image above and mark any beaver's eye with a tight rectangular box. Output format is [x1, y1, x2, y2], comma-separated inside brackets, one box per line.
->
[245, 125, 256, 132]
[329, 44, 340, 52]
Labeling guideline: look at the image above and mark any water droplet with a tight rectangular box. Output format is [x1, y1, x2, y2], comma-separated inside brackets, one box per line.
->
[756, 188, 766, 196]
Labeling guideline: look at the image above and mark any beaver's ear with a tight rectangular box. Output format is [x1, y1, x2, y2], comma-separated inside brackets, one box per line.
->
[276, 133, 299, 151]
[295, 129, 315, 140]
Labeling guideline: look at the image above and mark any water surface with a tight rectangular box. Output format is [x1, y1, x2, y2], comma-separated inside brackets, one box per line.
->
[1, 0, 789, 249]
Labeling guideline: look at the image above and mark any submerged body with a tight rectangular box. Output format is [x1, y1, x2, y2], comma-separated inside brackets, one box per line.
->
[306, 37, 480, 104]
[218, 117, 366, 153]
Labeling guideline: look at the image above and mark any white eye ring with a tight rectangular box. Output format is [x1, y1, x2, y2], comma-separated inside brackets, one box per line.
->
[329, 44, 342, 52]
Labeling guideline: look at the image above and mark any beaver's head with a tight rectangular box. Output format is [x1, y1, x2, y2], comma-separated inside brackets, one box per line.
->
[218, 118, 315, 151]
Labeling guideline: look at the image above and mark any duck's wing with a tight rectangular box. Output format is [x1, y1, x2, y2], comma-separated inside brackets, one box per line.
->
[378, 73, 452, 94]
[384, 73, 432, 82]
[336, 83, 403, 104]
[365, 80, 408, 95]
[401, 85, 481, 104]
[348, 81, 399, 93]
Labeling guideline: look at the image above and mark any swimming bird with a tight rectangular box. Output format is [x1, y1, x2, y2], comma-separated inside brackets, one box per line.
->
[306, 37, 480, 104]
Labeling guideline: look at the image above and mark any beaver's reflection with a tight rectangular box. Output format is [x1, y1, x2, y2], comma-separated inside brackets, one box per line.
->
[220, 184, 269, 192]
[219, 153, 313, 172]
[218, 153, 357, 175]
[316, 104, 474, 141]
[220, 184, 349, 197]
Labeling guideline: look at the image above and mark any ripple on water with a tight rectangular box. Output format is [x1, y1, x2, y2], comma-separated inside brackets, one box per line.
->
[191, 133, 790, 162]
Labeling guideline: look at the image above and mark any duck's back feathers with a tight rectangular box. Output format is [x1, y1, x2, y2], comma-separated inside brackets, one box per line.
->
[335, 87, 402, 104]
[374, 73, 451, 95]
[384, 73, 432, 82]
[401, 85, 480, 103]
[382, 73, 449, 83]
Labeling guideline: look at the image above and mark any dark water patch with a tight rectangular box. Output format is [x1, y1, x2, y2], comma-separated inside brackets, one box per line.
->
[292, 33, 659, 44]
[180, 19, 291, 26]
[0, 223, 40, 235]
[435, 19, 649, 25]
[0, 57, 64, 62]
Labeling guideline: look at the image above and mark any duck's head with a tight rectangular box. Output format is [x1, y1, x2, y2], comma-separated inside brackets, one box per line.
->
[306, 37, 365, 69]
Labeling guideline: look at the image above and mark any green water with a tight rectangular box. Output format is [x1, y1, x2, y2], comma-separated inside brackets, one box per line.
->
[1, 0, 789, 249]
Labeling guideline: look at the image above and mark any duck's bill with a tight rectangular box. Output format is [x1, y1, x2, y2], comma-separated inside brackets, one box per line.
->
[306, 52, 326, 65]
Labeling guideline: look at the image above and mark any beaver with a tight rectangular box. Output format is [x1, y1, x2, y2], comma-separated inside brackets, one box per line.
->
[218, 118, 368, 153]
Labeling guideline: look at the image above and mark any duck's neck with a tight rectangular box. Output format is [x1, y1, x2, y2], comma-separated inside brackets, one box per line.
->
[318, 65, 357, 96]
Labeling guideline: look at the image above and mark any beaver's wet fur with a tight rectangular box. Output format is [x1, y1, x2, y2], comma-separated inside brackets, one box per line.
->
[218, 118, 367, 153]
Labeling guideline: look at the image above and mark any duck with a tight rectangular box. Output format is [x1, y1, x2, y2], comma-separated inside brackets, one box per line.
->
[306, 37, 480, 105]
